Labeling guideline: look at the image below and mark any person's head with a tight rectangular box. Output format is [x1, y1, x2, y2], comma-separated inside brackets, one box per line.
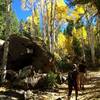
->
[73, 64, 78, 70]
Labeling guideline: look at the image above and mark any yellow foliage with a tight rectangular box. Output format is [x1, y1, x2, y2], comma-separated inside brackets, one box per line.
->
[47, 0, 68, 21]
[82, 26, 87, 39]
[71, 12, 80, 21]
[65, 36, 73, 53]
[57, 33, 72, 54]
[73, 27, 87, 40]
[68, 5, 85, 22]
[57, 32, 66, 48]
[75, 5, 85, 14]
[27, 10, 39, 25]
[72, 27, 79, 37]
[56, 0, 68, 20]
[34, 16, 39, 25]
[72, 27, 77, 34]
[56, 5, 68, 20]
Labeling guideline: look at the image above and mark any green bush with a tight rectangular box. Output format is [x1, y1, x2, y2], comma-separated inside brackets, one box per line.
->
[57, 59, 72, 72]
[45, 71, 57, 89]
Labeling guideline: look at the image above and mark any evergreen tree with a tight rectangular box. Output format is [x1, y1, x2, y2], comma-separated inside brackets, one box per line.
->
[0, 0, 19, 39]
[11, 11, 19, 34]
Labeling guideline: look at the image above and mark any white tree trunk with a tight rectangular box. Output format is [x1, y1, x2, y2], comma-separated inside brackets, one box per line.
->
[81, 35, 86, 62]
[90, 28, 95, 64]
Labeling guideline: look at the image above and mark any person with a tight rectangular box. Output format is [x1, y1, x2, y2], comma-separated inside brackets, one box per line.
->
[67, 64, 80, 100]
[78, 63, 87, 90]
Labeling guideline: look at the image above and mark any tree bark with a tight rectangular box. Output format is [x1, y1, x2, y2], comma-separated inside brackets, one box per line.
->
[85, 9, 95, 64]
[1, 0, 11, 83]
[90, 28, 95, 64]
[81, 33, 86, 62]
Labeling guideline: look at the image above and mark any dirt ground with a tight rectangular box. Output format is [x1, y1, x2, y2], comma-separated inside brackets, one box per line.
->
[0, 70, 100, 100]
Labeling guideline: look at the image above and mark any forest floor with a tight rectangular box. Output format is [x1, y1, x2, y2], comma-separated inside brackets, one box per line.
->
[0, 70, 100, 100]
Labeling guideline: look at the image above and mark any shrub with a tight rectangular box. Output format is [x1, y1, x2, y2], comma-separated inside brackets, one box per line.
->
[45, 71, 57, 89]
[57, 58, 73, 72]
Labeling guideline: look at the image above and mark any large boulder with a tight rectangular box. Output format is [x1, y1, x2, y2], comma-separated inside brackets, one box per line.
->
[0, 34, 55, 72]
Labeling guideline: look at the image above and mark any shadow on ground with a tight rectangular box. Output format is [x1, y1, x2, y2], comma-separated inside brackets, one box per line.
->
[0, 89, 24, 100]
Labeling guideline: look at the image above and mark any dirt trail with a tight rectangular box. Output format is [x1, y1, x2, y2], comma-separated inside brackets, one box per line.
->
[35, 71, 100, 100]
[0, 70, 100, 100]
[77, 71, 100, 100]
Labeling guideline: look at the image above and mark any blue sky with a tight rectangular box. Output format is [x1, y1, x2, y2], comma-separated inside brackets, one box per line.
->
[12, 0, 32, 21]
[12, 0, 70, 21]
[12, 0, 96, 27]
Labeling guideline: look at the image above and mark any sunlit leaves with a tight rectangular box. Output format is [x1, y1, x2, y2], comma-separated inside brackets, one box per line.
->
[73, 26, 87, 40]
[56, 5, 68, 20]
[67, 5, 85, 22]
[57, 32, 66, 48]
[57, 32, 72, 54]
[34, 15, 39, 25]
[73, 0, 100, 14]
[82, 26, 87, 39]
[20, 0, 97, 57]
[46, 0, 68, 21]
[75, 5, 84, 14]
[25, 10, 39, 32]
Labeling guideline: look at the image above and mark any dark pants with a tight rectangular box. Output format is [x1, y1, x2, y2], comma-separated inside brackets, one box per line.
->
[67, 71, 79, 100]
[68, 81, 78, 100]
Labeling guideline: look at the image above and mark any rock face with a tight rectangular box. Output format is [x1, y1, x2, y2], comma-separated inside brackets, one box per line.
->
[0, 34, 55, 73]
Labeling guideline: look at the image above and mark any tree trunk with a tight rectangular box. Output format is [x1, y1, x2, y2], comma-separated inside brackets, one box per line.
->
[1, 0, 11, 83]
[85, 9, 95, 64]
[52, 0, 56, 52]
[81, 33, 86, 62]
[45, 0, 49, 40]
[40, 0, 45, 41]
[49, 0, 53, 52]
[49, 0, 56, 53]
[87, 26, 95, 64]
[96, 16, 100, 44]
[90, 28, 95, 64]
